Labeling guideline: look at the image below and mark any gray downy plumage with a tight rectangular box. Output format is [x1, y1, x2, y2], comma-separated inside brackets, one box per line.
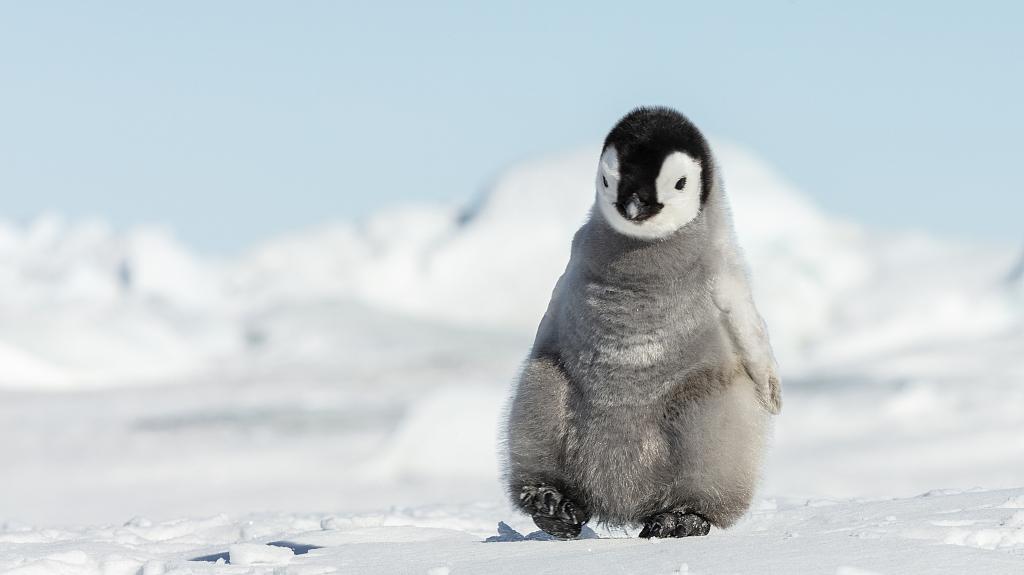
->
[504, 107, 781, 537]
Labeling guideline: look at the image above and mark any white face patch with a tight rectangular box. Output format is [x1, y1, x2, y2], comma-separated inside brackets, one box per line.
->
[595, 145, 621, 206]
[595, 148, 704, 240]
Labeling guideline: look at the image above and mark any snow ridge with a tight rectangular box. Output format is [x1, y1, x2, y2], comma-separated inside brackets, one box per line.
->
[1, 143, 1019, 388]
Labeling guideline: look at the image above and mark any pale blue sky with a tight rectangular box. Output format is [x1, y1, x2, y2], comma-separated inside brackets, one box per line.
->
[1, 1, 1021, 252]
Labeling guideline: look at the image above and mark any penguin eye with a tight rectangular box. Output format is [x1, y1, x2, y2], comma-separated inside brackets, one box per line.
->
[675, 177, 686, 191]
[602, 175, 609, 188]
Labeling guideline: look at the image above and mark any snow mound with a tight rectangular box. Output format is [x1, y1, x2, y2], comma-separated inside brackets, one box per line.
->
[365, 385, 505, 480]
[1009, 247, 1024, 287]
[228, 543, 293, 566]
[0, 341, 70, 387]
[0, 216, 235, 388]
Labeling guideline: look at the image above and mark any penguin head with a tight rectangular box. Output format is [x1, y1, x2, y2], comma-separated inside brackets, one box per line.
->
[595, 107, 713, 240]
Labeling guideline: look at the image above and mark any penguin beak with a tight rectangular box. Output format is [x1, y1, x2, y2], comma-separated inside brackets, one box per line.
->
[616, 194, 661, 222]
[624, 197, 642, 220]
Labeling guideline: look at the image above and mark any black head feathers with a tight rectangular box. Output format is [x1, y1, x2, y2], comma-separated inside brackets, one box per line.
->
[603, 107, 714, 205]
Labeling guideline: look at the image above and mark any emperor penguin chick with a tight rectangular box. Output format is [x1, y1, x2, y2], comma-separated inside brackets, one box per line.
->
[505, 107, 781, 539]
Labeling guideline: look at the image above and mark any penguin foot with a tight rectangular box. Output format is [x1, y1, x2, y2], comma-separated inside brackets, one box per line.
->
[638, 510, 711, 538]
[519, 485, 590, 539]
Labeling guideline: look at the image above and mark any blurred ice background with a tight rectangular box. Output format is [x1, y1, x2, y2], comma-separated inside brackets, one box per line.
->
[1, 2, 1022, 530]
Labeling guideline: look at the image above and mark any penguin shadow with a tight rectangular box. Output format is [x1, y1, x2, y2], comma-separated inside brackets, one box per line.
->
[189, 541, 322, 563]
[484, 521, 601, 542]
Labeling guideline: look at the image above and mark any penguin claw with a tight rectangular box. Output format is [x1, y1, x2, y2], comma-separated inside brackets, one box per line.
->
[519, 485, 590, 539]
[639, 510, 711, 538]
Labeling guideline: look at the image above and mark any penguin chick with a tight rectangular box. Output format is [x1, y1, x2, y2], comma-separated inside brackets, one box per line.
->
[504, 106, 781, 539]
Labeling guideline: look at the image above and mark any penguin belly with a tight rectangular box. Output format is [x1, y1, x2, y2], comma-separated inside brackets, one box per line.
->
[568, 398, 674, 524]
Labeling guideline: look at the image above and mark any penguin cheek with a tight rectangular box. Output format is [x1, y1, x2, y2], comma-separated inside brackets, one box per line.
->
[664, 196, 701, 230]
[601, 184, 617, 202]
[596, 175, 617, 202]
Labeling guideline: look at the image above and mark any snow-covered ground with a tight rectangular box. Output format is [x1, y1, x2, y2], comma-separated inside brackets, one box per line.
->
[4, 489, 1024, 575]
[1, 142, 1022, 573]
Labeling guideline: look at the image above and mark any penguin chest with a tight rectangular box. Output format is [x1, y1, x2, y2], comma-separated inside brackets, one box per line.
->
[559, 280, 718, 402]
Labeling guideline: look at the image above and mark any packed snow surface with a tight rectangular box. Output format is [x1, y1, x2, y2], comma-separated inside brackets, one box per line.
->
[1, 141, 1022, 573]
[3, 489, 1024, 574]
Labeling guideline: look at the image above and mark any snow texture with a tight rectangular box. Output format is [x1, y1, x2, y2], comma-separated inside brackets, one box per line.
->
[2, 490, 1024, 574]
[1, 141, 1022, 573]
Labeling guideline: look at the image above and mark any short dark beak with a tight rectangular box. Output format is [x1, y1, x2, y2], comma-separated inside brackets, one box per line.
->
[616, 194, 661, 222]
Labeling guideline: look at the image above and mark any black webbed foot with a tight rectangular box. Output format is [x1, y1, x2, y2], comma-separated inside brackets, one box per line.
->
[519, 485, 590, 539]
[639, 510, 711, 538]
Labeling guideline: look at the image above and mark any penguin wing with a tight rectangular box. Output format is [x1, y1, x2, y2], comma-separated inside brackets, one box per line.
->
[530, 271, 567, 356]
[712, 267, 782, 415]
[530, 226, 587, 357]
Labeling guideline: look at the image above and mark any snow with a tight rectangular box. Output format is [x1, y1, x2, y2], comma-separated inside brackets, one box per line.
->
[1, 141, 1022, 573]
[227, 543, 293, 566]
[2, 490, 1024, 574]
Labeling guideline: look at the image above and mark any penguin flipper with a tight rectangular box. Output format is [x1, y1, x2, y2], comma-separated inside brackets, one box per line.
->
[712, 263, 782, 415]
